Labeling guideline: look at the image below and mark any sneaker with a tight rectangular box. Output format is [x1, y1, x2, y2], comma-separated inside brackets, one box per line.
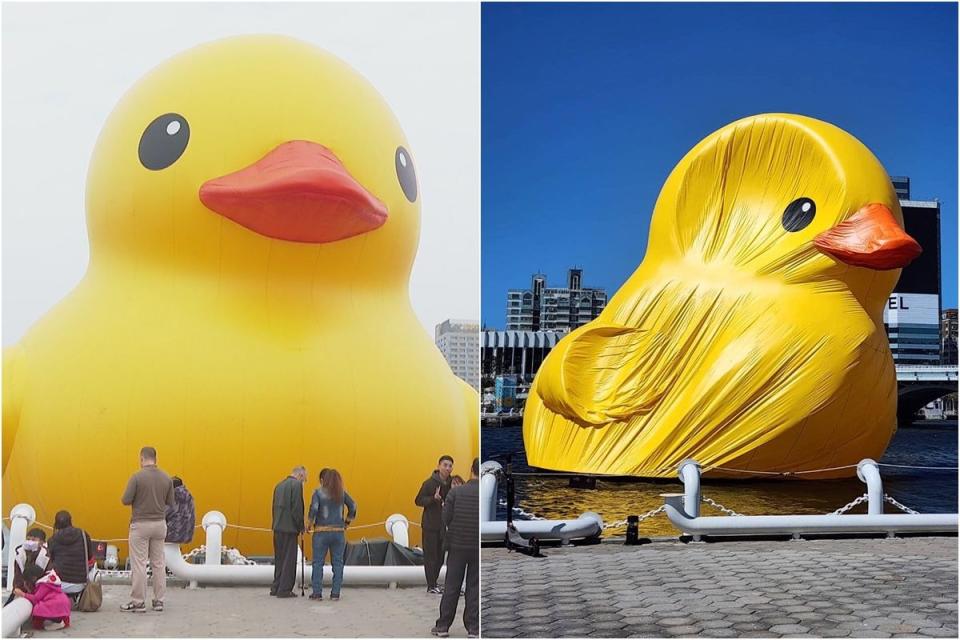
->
[467, 632, 479, 638]
[42, 621, 66, 631]
[120, 601, 146, 613]
[330, 594, 340, 601]
[427, 586, 442, 595]
[151, 600, 164, 612]
[430, 627, 449, 637]
[308, 593, 323, 600]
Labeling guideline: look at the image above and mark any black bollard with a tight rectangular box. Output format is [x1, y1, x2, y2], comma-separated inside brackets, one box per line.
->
[625, 515, 640, 545]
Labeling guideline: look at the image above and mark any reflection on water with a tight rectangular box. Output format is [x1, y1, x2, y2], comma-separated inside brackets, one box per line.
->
[482, 421, 958, 537]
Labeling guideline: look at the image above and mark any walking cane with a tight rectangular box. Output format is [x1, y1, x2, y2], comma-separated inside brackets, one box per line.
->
[299, 533, 306, 597]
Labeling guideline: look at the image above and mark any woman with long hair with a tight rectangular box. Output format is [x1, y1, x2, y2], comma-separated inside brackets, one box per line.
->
[307, 468, 356, 601]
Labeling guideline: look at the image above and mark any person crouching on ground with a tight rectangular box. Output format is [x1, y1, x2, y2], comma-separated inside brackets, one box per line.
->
[271, 465, 307, 598]
[415, 455, 453, 594]
[431, 458, 479, 638]
[47, 511, 95, 605]
[308, 468, 357, 601]
[120, 446, 175, 613]
[165, 476, 196, 545]
[14, 565, 72, 631]
[5, 528, 52, 606]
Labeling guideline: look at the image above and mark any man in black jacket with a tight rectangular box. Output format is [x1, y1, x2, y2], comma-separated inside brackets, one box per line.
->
[432, 458, 479, 638]
[415, 454, 453, 594]
[271, 466, 306, 598]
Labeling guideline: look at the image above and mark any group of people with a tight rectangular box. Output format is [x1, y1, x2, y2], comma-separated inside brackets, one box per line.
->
[417, 455, 480, 639]
[7, 512, 97, 631]
[9, 446, 477, 637]
[6, 446, 196, 629]
[270, 466, 357, 600]
[269, 454, 479, 637]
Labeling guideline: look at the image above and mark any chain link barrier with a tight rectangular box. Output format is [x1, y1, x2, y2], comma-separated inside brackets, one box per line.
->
[701, 496, 744, 517]
[829, 493, 869, 515]
[884, 494, 920, 515]
[602, 505, 666, 531]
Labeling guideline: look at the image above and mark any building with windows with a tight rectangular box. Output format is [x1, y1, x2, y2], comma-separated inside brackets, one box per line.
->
[435, 319, 479, 390]
[882, 178, 942, 364]
[942, 309, 958, 366]
[506, 268, 607, 331]
[481, 329, 565, 387]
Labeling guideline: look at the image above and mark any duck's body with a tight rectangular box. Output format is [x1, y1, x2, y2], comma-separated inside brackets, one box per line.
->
[3, 36, 477, 552]
[524, 114, 918, 479]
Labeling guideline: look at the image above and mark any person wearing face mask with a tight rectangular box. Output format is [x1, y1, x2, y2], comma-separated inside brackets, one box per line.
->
[5, 528, 51, 605]
[415, 455, 454, 594]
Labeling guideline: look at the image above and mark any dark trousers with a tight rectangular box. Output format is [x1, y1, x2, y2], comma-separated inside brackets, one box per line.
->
[271, 531, 299, 595]
[435, 547, 478, 633]
[422, 528, 445, 589]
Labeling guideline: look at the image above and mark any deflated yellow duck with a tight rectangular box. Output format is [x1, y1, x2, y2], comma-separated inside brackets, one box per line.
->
[3, 35, 477, 551]
[524, 114, 921, 479]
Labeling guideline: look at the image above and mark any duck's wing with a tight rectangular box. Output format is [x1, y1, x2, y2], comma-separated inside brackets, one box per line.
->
[535, 322, 682, 427]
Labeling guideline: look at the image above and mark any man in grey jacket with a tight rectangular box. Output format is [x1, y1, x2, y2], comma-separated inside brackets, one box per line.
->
[120, 446, 175, 613]
[271, 466, 307, 598]
[432, 458, 479, 638]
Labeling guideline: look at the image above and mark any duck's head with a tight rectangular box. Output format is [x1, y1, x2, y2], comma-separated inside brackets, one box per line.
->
[86, 35, 420, 288]
[648, 113, 920, 315]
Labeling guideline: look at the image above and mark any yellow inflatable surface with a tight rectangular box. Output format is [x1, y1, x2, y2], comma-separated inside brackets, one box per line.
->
[3, 35, 477, 553]
[524, 114, 921, 479]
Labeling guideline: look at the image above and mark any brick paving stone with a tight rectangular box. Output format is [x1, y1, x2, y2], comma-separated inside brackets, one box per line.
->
[917, 628, 959, 638]
[769, 624, 812, 635]
[663, 625, 703, 636]
[482, 537, 957, 638]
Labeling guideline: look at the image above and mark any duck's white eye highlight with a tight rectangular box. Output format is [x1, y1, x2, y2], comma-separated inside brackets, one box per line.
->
[166, 120, 182, 136]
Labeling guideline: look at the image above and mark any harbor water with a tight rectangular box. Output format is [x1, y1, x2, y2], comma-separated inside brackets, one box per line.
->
[482, 420, 958, 537]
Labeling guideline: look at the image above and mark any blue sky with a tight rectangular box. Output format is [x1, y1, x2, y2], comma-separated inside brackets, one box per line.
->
[481, 2, 958, 328]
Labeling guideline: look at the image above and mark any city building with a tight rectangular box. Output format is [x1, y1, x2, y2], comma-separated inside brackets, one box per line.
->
[435, 318, 479, 390]
[882, 178, 942, 364]
[482, 329, 565, 387]
[506, 268, 607, 331]
[941, 309, 958, 366]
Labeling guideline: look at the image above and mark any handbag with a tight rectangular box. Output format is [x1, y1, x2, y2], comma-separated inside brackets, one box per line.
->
[75, 531, 102, 612]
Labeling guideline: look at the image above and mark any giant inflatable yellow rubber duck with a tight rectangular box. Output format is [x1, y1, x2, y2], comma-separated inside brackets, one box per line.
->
[3, 35, 477, 553]
[524, 114, 921, 479]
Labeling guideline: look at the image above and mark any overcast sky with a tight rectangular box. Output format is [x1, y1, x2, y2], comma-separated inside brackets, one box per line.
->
[2, 2, 479, 345]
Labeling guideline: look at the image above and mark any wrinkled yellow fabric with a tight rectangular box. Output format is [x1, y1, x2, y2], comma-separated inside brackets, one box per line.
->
[2, 36, 477, 554]
[524, 114, 902, 479]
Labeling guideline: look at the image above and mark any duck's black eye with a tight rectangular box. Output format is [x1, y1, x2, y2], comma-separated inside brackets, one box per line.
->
[782, 197, 816, 232]
[395, 146, 417, 202]
[139, 113, 190, 171]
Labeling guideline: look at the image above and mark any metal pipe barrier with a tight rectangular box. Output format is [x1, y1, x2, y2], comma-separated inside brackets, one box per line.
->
[2, 597, 33, 638]
[4, 504, 36, 593]
[479, 460, 604, 543]
[663, 458, 958, 538]
[160, 510, 433, 586]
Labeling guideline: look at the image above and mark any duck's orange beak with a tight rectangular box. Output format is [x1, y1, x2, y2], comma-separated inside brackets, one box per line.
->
[813, 203, 922, 270]
[199, 141, 388, 244]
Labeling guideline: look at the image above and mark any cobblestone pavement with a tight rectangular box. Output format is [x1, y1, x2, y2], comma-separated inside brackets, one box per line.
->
[482, 536, 958, 638]
[12, 583, 467, 637]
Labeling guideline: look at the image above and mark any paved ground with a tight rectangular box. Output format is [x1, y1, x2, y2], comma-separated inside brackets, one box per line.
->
[11, 584, 467, 637]
[482, 536, 958, 638]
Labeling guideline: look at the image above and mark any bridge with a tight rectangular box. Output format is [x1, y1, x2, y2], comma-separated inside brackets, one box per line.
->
[896, 365, 957, 421]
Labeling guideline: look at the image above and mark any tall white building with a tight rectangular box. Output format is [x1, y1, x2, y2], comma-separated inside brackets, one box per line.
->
[436, 319, 480, 390]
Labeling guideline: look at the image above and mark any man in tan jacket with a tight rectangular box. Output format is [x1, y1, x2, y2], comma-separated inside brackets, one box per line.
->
[120, 446, 175, 613]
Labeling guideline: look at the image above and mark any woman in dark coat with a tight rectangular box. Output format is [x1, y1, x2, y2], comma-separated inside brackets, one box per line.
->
[165, 477, 196, 544]
[46, 511, 94, 601]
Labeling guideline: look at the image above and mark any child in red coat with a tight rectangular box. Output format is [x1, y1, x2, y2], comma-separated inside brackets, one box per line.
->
[13, 565, 72, 631]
